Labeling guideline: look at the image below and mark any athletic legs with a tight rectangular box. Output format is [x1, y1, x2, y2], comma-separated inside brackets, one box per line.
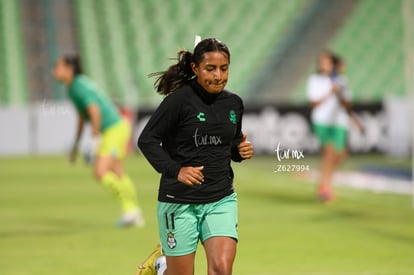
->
[139, 238, 236, 275]
[94, 155, 143, 225]
[319, 144, 336, 187]
[204, 236, 237, 275]
[318, 144, 347, 202]
[163, 253, 195, 275]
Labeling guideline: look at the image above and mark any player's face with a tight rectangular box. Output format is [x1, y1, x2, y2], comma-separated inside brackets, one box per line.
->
[192, 51, 229, 94]
[52, 58, 72, 83]
[318, 55, 333, 75]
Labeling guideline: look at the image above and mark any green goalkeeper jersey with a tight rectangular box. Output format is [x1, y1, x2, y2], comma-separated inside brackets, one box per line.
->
[68, 75, 121, 132]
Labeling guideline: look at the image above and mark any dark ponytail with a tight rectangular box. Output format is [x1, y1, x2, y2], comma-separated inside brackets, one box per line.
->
[63, 54, 83, 75]
[149, 50, 195, 95]
[150, 38, 230, 95]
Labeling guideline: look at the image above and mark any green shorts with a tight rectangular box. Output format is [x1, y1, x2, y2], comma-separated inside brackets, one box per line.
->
[312, 123, 348, 152]
[157, 193, 238, 256]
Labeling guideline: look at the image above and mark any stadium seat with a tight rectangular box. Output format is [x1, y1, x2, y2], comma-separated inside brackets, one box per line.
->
[0, 0, 27, 105]
[74, 0, 308, 107]
[294, 0, 405, 103]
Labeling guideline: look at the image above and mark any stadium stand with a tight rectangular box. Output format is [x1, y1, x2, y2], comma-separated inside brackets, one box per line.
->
[246, 0, 358, 104]
[293, 0, 406, 103]
[74, 0, 308, 107]
[0, 0, 27, 105]
[0, 0, 408, 107]
[329, 0, 405, 102]
[0, 0, 410, 157]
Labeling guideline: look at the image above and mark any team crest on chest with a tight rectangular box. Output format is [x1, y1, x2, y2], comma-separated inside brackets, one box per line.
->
[229, 110, 237, 124]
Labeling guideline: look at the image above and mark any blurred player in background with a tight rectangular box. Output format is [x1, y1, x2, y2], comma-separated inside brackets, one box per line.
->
[307, 51, 353, 203]
[331, 54, 364, 134]
[52, 54, 144, 227]
[136, 38, 253, 275]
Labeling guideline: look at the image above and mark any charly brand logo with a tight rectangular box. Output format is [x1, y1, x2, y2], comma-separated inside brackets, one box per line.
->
[197, 112, 206, 122]
[274, 142, 310, 173]
[229, 110, 237, 124]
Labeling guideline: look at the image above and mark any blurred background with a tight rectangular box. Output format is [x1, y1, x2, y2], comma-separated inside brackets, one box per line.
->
[1, 1, 414, 274]
[0, 0, 412, 157]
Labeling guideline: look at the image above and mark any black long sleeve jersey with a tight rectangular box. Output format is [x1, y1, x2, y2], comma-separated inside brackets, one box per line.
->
[138, 80, 244, 204]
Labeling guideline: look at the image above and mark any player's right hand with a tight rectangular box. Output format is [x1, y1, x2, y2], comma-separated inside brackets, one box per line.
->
[178, 166, 204, 186]
[332, 84, 341, 94]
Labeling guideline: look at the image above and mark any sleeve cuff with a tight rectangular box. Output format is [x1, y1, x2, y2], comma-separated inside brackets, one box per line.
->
[165, 163, 182, 179]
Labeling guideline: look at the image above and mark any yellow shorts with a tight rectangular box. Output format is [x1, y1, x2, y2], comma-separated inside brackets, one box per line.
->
[98, 119, 131, 159]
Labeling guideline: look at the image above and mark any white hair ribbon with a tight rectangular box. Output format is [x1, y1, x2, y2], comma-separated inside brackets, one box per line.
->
[194, 35, 202, 49]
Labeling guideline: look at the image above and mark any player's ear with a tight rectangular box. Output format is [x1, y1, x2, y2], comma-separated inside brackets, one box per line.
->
[191, 62, 198, 76]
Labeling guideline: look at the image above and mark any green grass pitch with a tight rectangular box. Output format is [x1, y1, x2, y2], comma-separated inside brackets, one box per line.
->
[0, 154, 413, 274]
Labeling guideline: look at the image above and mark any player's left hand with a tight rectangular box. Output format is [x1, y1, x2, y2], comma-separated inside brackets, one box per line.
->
[238, 134, 253, 159]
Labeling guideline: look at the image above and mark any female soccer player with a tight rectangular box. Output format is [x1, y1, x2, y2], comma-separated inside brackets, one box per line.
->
[307, 51, 353, 203]
[53, 54, 144, 227]
[137, 38, 253, 275]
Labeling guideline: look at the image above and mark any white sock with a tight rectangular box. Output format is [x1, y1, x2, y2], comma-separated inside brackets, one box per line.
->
[155, 255, 167, 275]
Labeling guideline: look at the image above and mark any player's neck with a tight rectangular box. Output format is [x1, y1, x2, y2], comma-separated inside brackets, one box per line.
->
[63, 74, 75, 86]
